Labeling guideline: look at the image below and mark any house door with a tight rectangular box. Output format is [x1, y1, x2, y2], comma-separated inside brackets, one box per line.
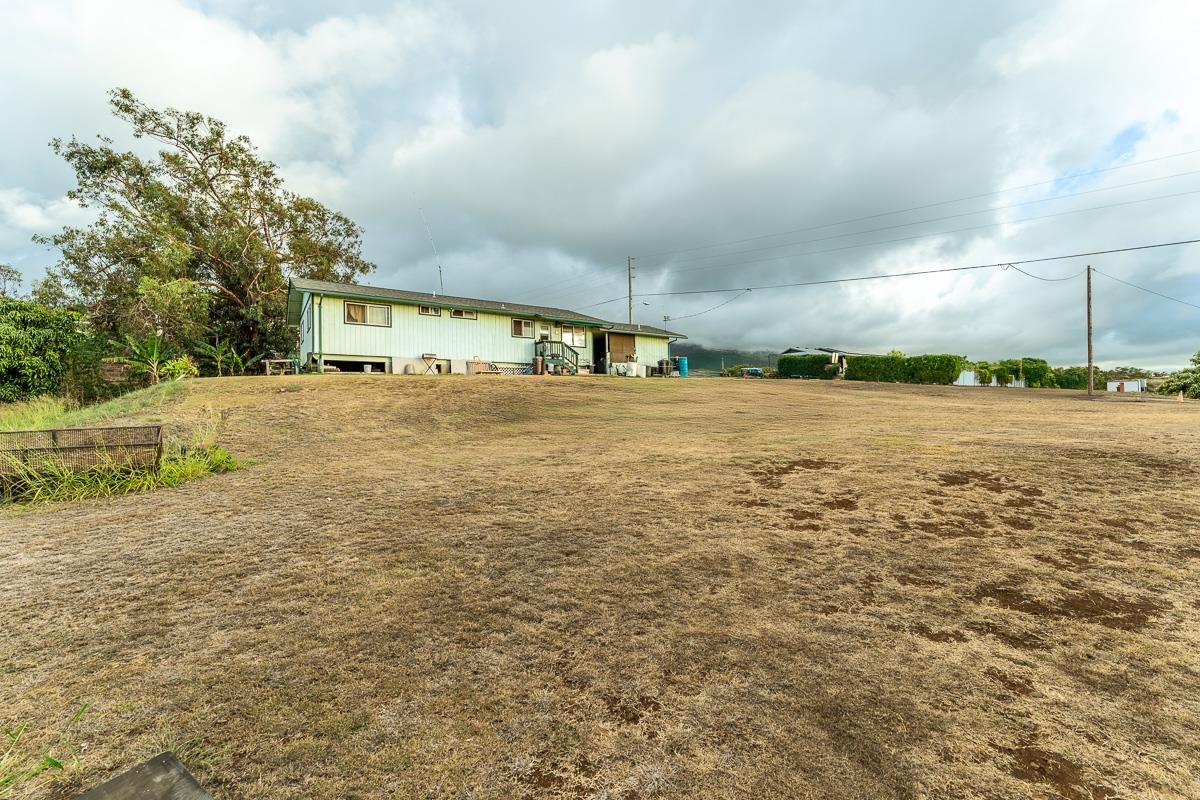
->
[608, 333, 637, 363]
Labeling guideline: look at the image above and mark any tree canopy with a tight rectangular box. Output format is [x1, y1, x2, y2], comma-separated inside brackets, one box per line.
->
[0, 297, 82, 402]
[1157, 352, 1200, 399]
[38, 88, 375, 357]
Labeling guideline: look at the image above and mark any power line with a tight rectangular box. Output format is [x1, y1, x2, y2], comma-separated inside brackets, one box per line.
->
[635, 187, 1200, 278]
[578, 237, 1200, 306]
[1002, 264, 1086, 282]
[663, 289, 753, 322]
[644, 169, 1200, 270]
[635, 146, 1200, 261]
[555, 186, 1200, 309]
[1092, 268, 1200, 311]
[540, 154, 1200, 305]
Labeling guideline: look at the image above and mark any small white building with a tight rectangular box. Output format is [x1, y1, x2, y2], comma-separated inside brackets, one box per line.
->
[1107, 378, 1147, 393]
[286, 278, 684, 375]
[953, 370, 1026, 388]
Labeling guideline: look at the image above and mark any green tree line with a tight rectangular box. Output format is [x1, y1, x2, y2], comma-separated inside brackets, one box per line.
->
[1, 88, 377, 402]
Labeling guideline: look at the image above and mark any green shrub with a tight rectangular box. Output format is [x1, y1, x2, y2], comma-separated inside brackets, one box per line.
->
[845, 353, 963, 384]
[1157, 351, 1200, 399]
[844, 355, 907, 382]
[161, 355, 200, 381]
[905, 354, 965, 384]
[778, 354, 836, 378]
[0, 297, 82, 402]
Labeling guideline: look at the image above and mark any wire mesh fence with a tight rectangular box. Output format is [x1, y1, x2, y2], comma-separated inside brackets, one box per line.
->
[0, 425, 163, 477]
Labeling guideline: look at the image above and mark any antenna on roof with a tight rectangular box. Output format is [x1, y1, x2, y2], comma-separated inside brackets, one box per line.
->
[417, 205, 445, 296]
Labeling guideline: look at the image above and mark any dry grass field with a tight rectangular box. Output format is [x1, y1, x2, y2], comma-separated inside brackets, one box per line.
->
[3, 376, 1199, 800]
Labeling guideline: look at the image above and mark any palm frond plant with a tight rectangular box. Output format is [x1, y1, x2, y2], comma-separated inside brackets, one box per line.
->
[106, 334, 175, 385]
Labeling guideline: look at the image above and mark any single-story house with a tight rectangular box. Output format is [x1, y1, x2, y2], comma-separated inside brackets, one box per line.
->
[285, 278, 685, 375]
[780, 346, 879, 375]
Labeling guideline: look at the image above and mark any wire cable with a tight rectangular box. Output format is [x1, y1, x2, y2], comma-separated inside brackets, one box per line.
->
[636, 187, 1200, 278]
[1001, 264, 1086, 282]
[642, 170, 1200, 270]
[663, 290, 753, 321]
[635, 147, 1200, 261]
[577, 237, 1200, 306]
[1092, 269, 1200, 311]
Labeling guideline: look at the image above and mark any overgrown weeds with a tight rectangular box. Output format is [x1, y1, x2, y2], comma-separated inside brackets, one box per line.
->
[0, 706, 88, 799]
[1, 446, 238, 505]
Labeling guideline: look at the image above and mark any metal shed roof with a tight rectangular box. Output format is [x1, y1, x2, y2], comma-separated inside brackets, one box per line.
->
[287, 278, 685, 339]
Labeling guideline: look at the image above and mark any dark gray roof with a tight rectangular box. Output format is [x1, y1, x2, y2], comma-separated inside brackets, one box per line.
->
[287, 278, 684, 339]
[781, 346, 881, 356]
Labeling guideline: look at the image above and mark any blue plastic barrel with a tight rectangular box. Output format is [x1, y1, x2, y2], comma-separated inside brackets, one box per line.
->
[677, 356, 688, 377]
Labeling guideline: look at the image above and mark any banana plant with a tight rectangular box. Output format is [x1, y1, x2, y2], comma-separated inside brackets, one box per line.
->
[106, 334, 175, 385]
[193, 337, 236, 376]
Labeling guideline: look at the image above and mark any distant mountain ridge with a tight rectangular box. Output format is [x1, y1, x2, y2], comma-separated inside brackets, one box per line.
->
[672, 343, 779, 373]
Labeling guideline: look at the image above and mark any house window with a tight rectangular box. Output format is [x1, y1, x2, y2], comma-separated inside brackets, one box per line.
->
[538, 322, 552, 341]
[450, 309, 477, 320]
[512, 318, 533, 338]
[345, 302, 391, 327]
[562, 325, 586, 348]
[419, 306, 440, 316]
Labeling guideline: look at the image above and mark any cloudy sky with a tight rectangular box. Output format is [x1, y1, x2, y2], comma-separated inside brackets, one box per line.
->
[2, 0, 1198, 367]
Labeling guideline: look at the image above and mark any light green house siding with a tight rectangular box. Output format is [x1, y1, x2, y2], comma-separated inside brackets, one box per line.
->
[300, 296, 609, 370]
[635, 335, 670, 365]
[293, 284, 679, 374]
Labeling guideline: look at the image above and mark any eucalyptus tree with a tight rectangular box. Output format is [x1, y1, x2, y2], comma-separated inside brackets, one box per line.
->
[39, 88, 375, 357]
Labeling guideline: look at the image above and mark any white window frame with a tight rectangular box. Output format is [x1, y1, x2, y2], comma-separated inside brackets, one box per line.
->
[344, 301, 391, 327]
[562, 325, 586, 348]
[450, 309, 477, 320]
[419, 305, 441, 316]
[512, 318, 533, 338]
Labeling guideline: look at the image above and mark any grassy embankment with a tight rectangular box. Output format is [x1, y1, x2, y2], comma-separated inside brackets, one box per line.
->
[0, 382, 238, 504]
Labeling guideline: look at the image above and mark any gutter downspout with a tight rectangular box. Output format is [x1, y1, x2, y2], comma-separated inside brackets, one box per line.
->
[317, 294, 325, 373]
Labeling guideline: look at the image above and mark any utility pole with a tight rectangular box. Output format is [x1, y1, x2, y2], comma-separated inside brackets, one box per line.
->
[627, 256, 634, 324]
[1086, 265, 1094, 397]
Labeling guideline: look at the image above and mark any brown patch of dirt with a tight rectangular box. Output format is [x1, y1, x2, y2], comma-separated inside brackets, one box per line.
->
[973, 583, 1166, 631]
[983, 666, 1034, 696]
[1056, 447, 1191, 478]
[997, 737, 1117, 800]
[1000, 515, 1036, 531]
[827, 495, 859, 510]
[1033, 549, 1094, 571]
[889, 622, 967, 643]
[736, 497, 773, 508]
[968, 621, 1051, 651]
[751, 457, 839, 488]
[603, 694, 663, 725]
[937, 469, 1044, 498]
[916, 520, 983, 538]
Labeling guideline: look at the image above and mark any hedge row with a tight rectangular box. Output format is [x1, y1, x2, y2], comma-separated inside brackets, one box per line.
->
[845, 353, 964, 384]
[777, 354, 837, 378]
